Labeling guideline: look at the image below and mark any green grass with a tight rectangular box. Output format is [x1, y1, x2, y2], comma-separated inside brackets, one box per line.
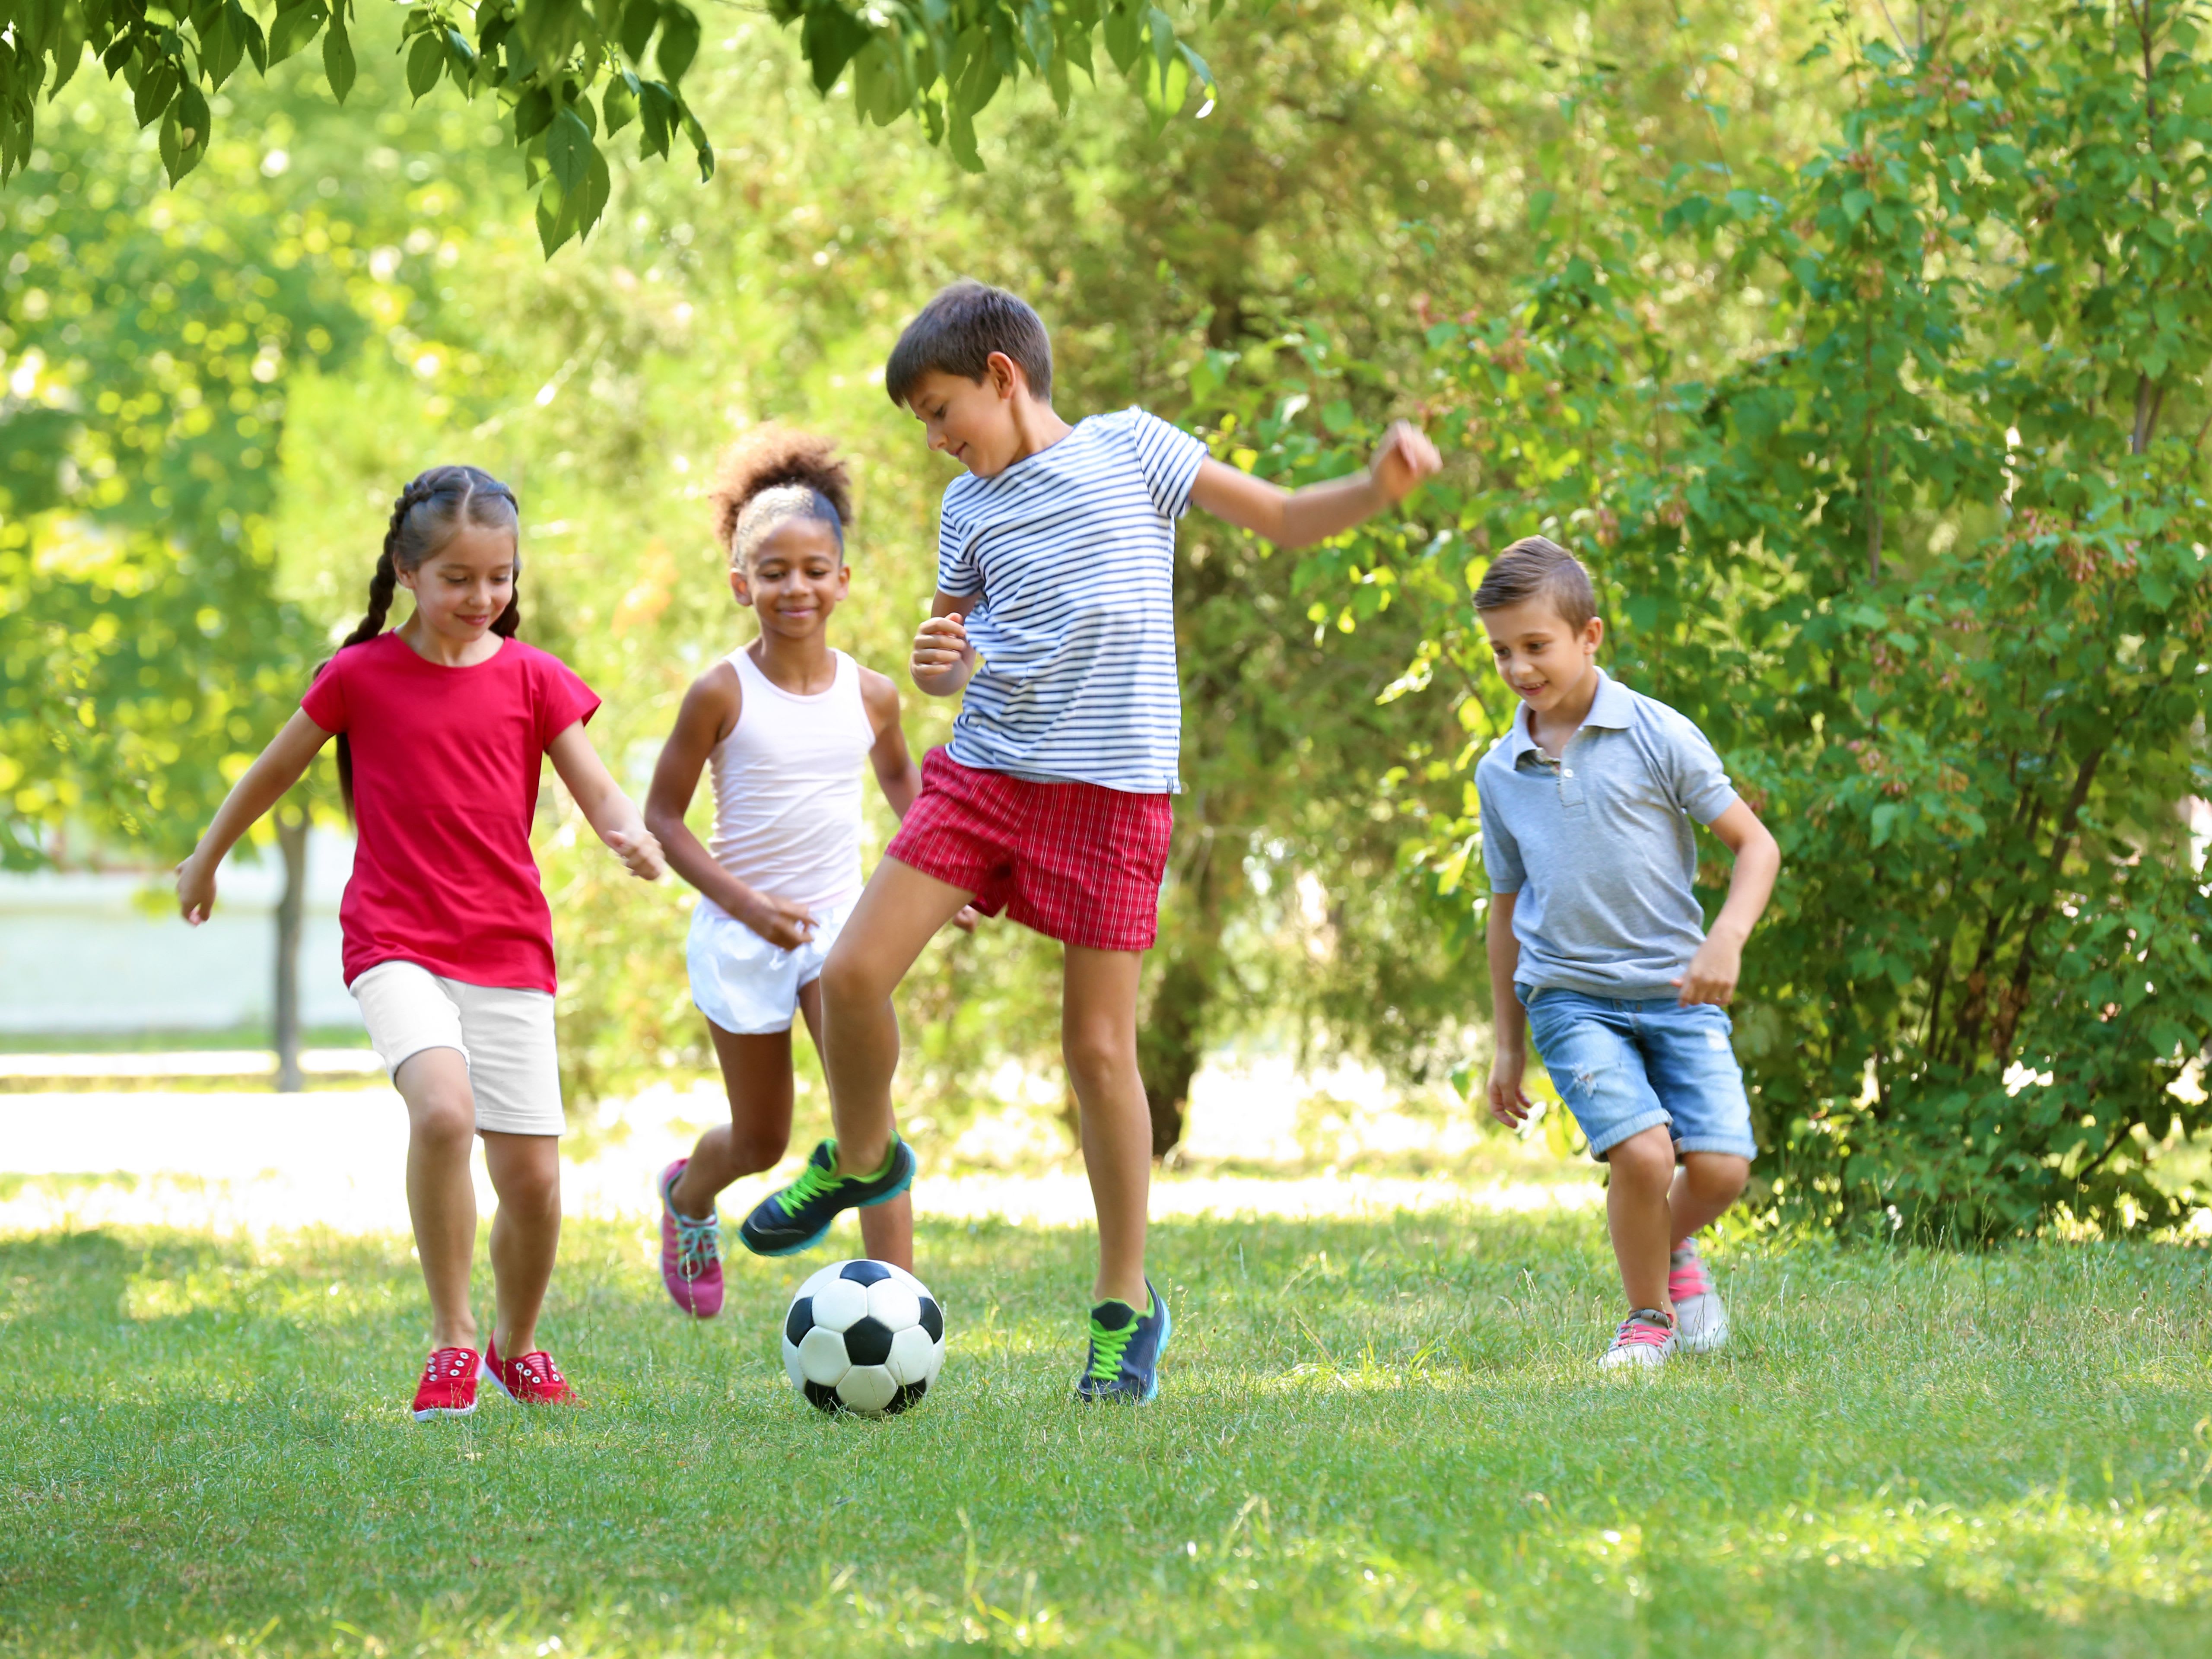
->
[3, 1210, 2209, 1656]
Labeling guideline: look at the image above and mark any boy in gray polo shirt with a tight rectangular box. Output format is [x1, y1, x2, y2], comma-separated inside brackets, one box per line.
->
[1477, 537, 1780, 1370]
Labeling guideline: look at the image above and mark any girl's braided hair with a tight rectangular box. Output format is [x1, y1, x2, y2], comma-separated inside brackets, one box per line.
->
[318, 464, 522, 812]
[707, 426, 853, 570]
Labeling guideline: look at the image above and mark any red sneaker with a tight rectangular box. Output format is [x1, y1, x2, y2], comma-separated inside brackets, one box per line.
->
[482, 1338, 581, 1407]
[412, 1346, 480, 1421]
[658, 1157, 725, 1319]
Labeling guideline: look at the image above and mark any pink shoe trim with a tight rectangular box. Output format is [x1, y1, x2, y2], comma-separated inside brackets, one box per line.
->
[1612, 1311, 1675, 1348]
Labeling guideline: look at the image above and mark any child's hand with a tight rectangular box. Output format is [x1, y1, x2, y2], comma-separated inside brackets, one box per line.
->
[1368, 420, 1442, 504]
[1673, 933, 1742, 1007]
[609, 826, 667, 882]
[175, 853, 217, 926]
[743, 893, 819, 950]
[912, 612, 974, 687]
[948, 904, 982, 934]
[1487, 1049, 1534, 1128]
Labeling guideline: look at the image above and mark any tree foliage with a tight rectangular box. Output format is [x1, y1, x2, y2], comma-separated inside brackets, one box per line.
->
[0, 0, 1221, 252]
[1322, 2, 2212, 1235]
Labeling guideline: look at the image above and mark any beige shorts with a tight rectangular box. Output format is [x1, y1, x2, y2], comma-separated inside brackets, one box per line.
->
[350, 960, 565, 1136]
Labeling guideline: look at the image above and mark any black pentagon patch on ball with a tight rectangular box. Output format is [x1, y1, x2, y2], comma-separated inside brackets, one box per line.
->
[784, 1297, 814, 1346]
[842, 1315, 893, 1367]
[802, 1380, 842, 1414]
[839, 1260, 893, 1287]
[883, 1380, 928, 1415]
[917, 1297, 943, 1343]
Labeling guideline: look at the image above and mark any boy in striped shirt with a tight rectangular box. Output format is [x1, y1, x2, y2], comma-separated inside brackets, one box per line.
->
[741, 281, 1439, 1401]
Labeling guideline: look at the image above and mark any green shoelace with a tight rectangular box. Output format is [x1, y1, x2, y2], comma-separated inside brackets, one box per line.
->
[1086, 1301, 1147, 1381]
[778, 1157, 841, 1214]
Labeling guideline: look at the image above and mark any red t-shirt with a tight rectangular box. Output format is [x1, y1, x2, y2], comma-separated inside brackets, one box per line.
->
[300, 631, 601, 992]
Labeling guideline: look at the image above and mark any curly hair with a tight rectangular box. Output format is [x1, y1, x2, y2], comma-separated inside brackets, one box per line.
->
[707, 426, 855, 568]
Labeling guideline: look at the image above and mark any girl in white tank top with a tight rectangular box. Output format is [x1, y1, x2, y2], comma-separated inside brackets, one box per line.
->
[639, 428, 971, 1316]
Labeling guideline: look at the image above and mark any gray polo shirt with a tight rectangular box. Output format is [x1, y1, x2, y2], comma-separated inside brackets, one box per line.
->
[1476, 671, 1738, 999]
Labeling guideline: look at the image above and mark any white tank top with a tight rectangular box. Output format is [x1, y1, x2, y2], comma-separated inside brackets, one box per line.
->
[702, 647, 875, 915]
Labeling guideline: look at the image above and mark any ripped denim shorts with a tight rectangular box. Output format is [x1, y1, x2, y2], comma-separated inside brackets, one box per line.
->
[1517, 986, 1758, 1163]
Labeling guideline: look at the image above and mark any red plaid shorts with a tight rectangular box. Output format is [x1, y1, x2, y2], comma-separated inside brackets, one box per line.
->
[886, 748, 1174, 953]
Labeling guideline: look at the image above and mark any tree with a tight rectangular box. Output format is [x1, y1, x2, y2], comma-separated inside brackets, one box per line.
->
[1321, 3, 2212, 1235]
[0, 0, 1220, 252]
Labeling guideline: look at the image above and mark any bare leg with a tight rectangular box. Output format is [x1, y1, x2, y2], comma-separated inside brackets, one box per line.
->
[395, 1047, 479, 1351]
[673, 985, 913, 1270]
[1062, 945, 1150, 1307]
[671, 1020, 798, 1217]
[1604, 1125, 1678, 1313]
[817, 858, 973, 1178]
[1668, 1152, 1751, 1245]
[482, 1130, 562, 1358]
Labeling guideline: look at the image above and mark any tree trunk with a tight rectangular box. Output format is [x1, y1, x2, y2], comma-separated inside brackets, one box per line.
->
[1138, 953, 1212, 1158]
[273, 802, 308, 1093]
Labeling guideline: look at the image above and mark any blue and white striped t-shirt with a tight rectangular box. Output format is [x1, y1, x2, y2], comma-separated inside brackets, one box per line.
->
[937, 407, 1208, 795]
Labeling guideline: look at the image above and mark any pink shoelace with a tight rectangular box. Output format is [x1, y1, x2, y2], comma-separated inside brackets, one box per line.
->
[1613, 1311, 1675, 1348]
[1667, 1253, 1713, 1303]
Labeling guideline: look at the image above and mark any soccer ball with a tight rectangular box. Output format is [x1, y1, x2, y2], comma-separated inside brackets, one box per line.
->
[781, 1259, 946, 1416]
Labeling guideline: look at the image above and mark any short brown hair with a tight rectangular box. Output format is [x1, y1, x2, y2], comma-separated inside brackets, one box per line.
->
[885, 280, 1054, 406]
[1472, 536, 1597, 630]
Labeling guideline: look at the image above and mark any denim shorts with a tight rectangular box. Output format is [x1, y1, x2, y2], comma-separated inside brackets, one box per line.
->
[1519, 986, 1758, 1163]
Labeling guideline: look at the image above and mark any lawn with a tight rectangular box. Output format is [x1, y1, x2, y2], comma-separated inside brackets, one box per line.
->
[3, 1204, 2209, 1656]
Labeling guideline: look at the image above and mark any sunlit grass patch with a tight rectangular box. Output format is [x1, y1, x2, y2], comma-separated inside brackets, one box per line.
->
[3, 1212, 2209, 1656]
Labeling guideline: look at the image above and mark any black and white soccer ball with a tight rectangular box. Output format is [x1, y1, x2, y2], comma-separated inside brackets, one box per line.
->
[781, 1259, 945, 1416]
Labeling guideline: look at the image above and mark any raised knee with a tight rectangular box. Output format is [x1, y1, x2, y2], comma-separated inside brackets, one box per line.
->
[820, 946, 885, 1011]
[1687, 1152, 1751, 1201]
[1062, 1029, 1135, 1090]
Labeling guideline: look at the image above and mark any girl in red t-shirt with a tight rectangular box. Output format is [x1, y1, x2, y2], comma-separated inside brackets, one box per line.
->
[175, 465, 665, 1421]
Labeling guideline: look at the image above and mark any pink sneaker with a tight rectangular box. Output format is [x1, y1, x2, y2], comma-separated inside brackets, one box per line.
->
[658, 1157, 725, 1318]
[1669, 1238, 1730, 1353]
[1600, 1307, 1676, 1370]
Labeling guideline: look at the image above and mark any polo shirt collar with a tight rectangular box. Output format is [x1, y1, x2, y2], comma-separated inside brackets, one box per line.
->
[1505, 669, 1631, 760]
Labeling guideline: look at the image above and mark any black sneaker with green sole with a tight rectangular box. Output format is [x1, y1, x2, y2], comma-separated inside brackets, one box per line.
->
[737, 1137, 914, 1257]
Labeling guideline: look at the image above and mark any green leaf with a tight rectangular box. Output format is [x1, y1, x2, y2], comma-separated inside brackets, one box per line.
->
[619, 0, 659, 61]
[405, 30, 444, 101]
[266, 0, 327, 67]
[204, 4, 247, 89]
[546, 105, 592, 194]
[133, 58, 179, 129]
[947, 103, 983, 172]
[602, 71, 639, 135]
[537, 182, 576, 257]
[681, 105, 714, 180]
[514, 84, 556, 142]
[656, 1, 701, 82]
[579, 144, 613, 238]
[1870, 801, 1900, 848]
[322, 16, 355, 103]
[638, 79, 674, 159]
[800, 3, 871, 95]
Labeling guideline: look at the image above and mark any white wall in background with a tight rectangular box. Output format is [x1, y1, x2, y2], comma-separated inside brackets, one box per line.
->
[0, 830, 362, 1033]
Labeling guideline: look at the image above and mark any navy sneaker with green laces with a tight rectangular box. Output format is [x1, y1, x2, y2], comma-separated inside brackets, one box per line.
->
[737, 1136, 915, 1257]
[1075, 1280, 1171, 1402]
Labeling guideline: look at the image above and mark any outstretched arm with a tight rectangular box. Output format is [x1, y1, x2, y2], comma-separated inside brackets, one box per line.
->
[176, 709, 334, 923]
[1673, 800, 1781, 1007]
[547, 720, 665, 881]
[1188, 420, 1442, 549]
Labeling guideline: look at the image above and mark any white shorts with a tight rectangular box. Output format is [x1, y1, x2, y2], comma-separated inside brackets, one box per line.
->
[350, 960, 565, 1136]
[687, 893, 857, 1036]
